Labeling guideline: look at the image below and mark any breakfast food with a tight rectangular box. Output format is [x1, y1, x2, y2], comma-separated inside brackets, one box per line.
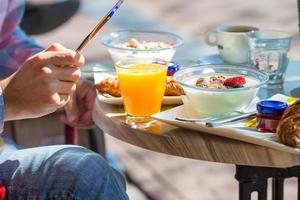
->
[256, 100, 288, 133]
[195, 75, 247, 89]
[174, 65, 268, 117]
[277, 100, 300, 148]
[95, 76, 184, 97]
[117, 38, 174, 50]
[102, 31, 182, 63]
[165, 77, 185, 96]
[181, 74, 259, 116]
[281, 100, 300, 119]
[96, 77, 121, 97]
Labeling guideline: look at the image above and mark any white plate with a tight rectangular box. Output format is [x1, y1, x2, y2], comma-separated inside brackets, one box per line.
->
[152, 94, 300, 155]
[97, 94, 182, 105]
[94, 68, 183, 105]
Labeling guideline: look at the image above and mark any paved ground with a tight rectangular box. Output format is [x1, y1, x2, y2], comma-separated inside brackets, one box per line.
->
[32, 0, 300, 199]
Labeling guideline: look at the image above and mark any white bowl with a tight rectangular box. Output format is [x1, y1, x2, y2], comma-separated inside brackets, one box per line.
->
[101, 30, 183, 63]
[174, 64, 269, 116]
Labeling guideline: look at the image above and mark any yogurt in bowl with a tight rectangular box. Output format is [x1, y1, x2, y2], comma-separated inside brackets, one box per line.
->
[174, 64, 269, 117]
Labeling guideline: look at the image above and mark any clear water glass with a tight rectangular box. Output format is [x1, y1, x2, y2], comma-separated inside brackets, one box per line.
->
[247, 30, 292, 85]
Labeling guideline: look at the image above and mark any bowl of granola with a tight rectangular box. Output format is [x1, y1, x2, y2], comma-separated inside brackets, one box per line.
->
[174, 64, 269, 116]
[101, 30, 183, 63]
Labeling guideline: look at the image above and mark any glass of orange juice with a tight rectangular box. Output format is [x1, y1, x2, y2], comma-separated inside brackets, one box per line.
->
[115, 58, 168, 127]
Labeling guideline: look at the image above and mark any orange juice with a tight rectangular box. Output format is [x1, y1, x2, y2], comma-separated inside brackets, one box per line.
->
[117, 63, 167, 116]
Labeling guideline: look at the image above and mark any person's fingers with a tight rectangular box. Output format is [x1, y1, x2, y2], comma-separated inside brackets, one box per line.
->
[64, 92, 79, 123]
[59, 81, 96, 128]
[77, 110, 94, 127]
[86, 88, 96, 110]
[77, 81, 96, 109]
[60, 110, 94, 128]
[50, 93, 70, 107]
[59, 94, 71, 106]
[47, 50, 84, 67]
[44, 43, 66, 52]
[49, 80, 76, 95]
[44, 65, 81, 82]
[32, 50, 85, 68]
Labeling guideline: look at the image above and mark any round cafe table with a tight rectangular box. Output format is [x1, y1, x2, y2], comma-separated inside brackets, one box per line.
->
[92, 61, 300, 200]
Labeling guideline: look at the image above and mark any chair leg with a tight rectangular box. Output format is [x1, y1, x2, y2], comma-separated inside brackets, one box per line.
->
[88, 128, 106, 157]
[88, 128, 99, 153]
[65, 125, 78, 145]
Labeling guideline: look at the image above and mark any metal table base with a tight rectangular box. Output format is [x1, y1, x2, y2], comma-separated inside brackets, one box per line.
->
[235, 165, 300, 200]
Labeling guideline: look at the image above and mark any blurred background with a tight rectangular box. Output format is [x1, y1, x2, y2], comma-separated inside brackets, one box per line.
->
[19, 0, 300, 199]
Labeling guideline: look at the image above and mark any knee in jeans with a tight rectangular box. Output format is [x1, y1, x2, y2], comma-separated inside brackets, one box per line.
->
[51, 146, 112, 178]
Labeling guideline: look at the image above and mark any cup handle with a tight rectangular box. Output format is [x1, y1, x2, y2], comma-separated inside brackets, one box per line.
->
[204, 30, 218, 46]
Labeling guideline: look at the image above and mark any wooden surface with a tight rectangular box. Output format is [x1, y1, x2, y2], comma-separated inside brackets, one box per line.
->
[93, 99, 300, 168]
[93, 59, 300, 169]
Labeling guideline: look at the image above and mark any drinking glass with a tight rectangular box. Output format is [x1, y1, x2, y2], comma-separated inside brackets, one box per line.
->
[247, 30, 292, 85]
[115, 58, 168, 127]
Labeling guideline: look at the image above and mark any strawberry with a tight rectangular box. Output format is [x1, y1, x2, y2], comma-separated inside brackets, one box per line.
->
[223, 76, 246, 88]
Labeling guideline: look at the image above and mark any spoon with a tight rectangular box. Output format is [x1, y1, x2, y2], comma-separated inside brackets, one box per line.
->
[205, 112, 256, 127]
[76, 0, 124, 53]
[175, 111, 257, 127]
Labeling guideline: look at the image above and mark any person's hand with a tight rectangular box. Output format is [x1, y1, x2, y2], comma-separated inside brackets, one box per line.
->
[2, 43, 84, 121]
[60, 80, 96, 128]
[45, 44, 96, 128]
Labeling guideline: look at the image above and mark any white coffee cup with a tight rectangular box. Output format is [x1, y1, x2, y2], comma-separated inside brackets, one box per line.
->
[204, 25, 259, 64]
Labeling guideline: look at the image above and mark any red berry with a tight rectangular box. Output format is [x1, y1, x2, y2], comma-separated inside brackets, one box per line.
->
[223, 76, 246, 88]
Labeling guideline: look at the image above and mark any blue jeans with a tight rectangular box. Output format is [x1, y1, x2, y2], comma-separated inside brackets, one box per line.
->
[0, 137, 129, 200]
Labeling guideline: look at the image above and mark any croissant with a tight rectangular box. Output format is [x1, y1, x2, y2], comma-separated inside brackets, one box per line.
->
[281, 100, 300, 119]
[95, 76, 185, 97]
[277, 100, 300, 148]
[95, 77, 121, 97]
[164, 77, 185, 96]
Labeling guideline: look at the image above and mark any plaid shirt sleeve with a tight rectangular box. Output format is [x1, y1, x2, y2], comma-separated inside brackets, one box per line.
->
[0, 0, 43, 79]
[0, 0, 43, 130]
[0, 27, 43, 79]
[0, 88, 4, 134]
